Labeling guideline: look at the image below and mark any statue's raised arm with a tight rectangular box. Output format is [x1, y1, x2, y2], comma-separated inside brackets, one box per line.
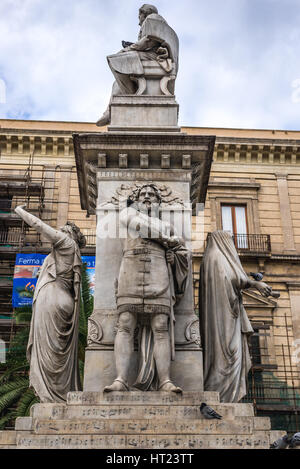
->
[15, 205, 66, 245]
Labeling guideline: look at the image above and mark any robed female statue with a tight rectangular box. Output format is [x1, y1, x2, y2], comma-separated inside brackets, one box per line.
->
[199, 231, 272, 403]
[15, 206, 86, 403]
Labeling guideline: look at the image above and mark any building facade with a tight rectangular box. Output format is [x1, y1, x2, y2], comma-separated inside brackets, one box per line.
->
[0, 119, 299, 430]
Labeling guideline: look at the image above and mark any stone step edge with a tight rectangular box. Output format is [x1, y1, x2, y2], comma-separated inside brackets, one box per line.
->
[29, 403, 255, 419]
[15, 431, 272, 449]
[67, 391, 221, 405]
[16, 416, 270, 432]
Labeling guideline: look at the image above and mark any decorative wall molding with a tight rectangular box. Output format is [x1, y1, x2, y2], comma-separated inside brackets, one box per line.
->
[214, 141, 300, 165]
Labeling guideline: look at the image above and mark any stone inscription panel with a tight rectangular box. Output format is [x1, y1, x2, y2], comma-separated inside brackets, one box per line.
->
[67, 391, 220, 406]
[32, 418, 253, 435]
[32, 404, 254, 421]
[17, 432, 270, 449]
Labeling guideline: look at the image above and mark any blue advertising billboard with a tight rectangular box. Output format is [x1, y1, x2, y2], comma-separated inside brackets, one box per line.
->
[12, 254, 46, 307]
[13, 253, 95, 308]
[81, 256, 95, 295]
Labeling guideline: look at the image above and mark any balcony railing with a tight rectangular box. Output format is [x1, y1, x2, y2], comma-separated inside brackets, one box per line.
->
[232, 234, 271, 253]
[0, 229, 41, 248]
[0, 229, 23, 246]
[207, 233, 271, 254]
[84, 234, 96, 247]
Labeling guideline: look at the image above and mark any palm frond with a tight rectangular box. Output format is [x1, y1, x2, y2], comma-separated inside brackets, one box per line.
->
[78, 360, 85, 387]
[6, 326, 30, 367]
[16, 388, 39, 417]
[0, 376, 29, 396]
[0, 364, 29, 384]
[0, 382, 29, 414]
[0, 411, 16, 430]
[13, 305, 32, 325]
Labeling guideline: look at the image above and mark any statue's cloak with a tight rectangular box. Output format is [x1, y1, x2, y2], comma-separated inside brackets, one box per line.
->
[27, 235, 82, 402]
[140, 13, 179, 73]
[107, 13, 179, 77]
[199, 231, 253, 403]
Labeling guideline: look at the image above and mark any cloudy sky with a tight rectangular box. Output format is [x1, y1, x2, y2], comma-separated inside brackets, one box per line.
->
[0, 0, 299, 129]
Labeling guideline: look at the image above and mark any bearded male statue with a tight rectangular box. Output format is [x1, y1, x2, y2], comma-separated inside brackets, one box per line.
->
[104, 184, 189, 393]
[96, 4, 179, 126]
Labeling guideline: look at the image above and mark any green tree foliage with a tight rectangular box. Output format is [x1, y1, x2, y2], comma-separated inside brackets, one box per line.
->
[0, 262, 93, 429]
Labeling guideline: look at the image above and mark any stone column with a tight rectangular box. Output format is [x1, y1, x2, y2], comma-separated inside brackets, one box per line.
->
[276, 174, 296, 252]
[287, 282, 300, 375]
[56, 165, 72, 229]
[40, 165, 56, 246]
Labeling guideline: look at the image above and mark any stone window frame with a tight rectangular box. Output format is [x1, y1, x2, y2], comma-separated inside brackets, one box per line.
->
[207, 181, 261, 235]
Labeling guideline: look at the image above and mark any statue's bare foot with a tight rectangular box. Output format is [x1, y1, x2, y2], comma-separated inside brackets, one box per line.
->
[96, 110, 110, 127]
[159, 380, 182, 393]
[103, 379, 129, 393]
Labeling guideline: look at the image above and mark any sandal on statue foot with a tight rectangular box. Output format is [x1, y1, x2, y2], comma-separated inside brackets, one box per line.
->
[103, 379, 129, 393]
[158, 380, 182, 393]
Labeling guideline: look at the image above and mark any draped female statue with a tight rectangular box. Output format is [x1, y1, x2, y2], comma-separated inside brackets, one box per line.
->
[15, 206, 86, 403]
[199, 231, 273, 402]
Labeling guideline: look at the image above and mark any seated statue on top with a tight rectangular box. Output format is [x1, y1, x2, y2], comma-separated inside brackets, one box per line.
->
[96, 4, 179, 126]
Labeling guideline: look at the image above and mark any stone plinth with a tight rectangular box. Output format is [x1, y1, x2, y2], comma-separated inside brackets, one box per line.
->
[108, 95, 180, 132]
[0, 392, 284, 449]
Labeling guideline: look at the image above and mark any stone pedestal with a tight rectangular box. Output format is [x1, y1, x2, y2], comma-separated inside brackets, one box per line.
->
[108, 95, 180, 132]
[0, 392, 286, 449]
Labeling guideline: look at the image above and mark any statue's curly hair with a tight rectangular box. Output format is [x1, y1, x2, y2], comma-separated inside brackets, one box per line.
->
[139, 4, 158, 16]
[127, 183, 162, 206]
[64, 221, 86, 249]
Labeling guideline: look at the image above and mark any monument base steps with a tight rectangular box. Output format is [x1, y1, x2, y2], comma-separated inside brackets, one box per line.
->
[0, 392, 287, 449]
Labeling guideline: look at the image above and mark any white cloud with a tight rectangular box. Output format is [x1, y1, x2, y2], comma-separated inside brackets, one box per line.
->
[0, 0, 299, 129]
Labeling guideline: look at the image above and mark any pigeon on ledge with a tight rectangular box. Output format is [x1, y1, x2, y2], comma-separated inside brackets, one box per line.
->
[200, 403, 222, 420]
[289, 432, 300, 449]
[270, 434, 290, 449]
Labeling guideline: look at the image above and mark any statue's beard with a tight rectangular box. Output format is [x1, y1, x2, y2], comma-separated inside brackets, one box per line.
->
[137, 202, 159, 217]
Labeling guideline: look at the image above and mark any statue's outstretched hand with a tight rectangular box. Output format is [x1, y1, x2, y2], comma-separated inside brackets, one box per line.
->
[255, 281, 272, 297]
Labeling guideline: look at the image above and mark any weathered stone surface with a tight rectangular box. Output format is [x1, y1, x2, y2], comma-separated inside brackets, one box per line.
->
[0, 431, 17, 445]
[2, 394, 276, 449]
[31, 402, 254, 421]
[16, 431, 271, 449]
[109, 96, 180, 132]
[67, 391, 219, 406]
[269, 430, 287, 443]
[32, 417, 255, 435]
[253, 417, 271, 431]
[15, 417, 33, 431]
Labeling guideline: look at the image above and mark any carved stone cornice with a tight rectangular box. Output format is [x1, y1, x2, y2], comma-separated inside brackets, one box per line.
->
[214, 140, 300, 165]
[0, 131, 74, 157]
[208, 181, 261, 190]
[73, 132, 215, 216]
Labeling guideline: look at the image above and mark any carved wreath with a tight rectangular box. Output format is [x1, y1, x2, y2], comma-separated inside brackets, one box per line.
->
[106, 182, 184, 207]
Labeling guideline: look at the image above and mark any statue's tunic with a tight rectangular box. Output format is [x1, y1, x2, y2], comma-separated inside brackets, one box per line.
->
[117, 237, 171, 315]
[27, 235, 82, 403]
